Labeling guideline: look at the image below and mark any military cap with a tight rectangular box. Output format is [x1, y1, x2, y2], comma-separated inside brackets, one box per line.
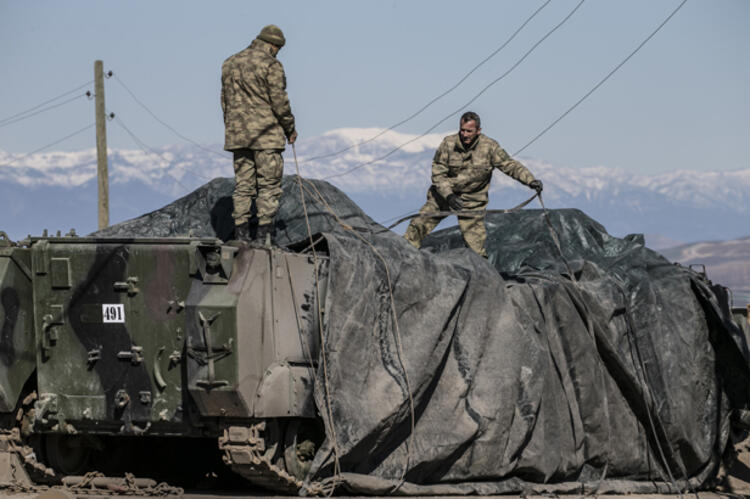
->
[257, 24, 286, 47]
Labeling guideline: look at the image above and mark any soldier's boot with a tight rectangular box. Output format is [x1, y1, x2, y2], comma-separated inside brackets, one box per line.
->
[255, 223, 274, 248]
[230, 221, 251, 245]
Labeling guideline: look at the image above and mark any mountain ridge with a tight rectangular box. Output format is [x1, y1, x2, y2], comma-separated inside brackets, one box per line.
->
[1, 128, 748, 246]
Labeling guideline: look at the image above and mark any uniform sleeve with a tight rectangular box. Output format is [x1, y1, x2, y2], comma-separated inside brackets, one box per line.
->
[220, 74, 226, 117]
[491, 144, 536, 186]
[220, 61, 228, 117]
[267, 60, 296, 138]
[431, 140, 453, 199]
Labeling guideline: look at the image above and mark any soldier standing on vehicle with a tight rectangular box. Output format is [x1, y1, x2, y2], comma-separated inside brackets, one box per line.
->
[404, 111, 542, 257]
[221, 24, 297, 245]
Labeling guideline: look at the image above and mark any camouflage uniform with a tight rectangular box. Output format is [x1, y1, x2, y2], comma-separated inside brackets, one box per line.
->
[221, 35, 295, 227]
[404, 133, 536, 257]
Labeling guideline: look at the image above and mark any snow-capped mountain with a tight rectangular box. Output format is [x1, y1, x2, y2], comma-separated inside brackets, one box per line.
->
[0, 143, 230, 197]
[1, 127, 749, 248]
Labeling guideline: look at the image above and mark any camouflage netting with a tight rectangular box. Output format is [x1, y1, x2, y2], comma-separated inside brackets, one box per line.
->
[93, 176, 750, 495]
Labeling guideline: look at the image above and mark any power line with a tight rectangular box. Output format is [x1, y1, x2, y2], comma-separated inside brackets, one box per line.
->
[113, 116, 195, 193]
[376, 1, 689, 230]
[113, 114, 212, 182]
[0, 92, 90, 129]
[301, 0, 553, 163]
[0, 122, 95, 168]
[323, 0, 586, 181]
[112, 73, 228, 158]
[513, 0, 688, 156]
[0, 80, 93, 125]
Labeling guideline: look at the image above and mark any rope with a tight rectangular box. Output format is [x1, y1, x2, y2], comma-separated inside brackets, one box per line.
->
[290, 177, 709, 495]
[294, 172, 417, 492]
[532, 193, 691, 494]
[281, 250, 337, 496]
[537, 193, 577, 280]
[291, 144, 342, 494]
[531, 202, 692, 493]
[379, 191, 539, 233]
[618, 282, 695, 496]
[385, 184, 692, 495]
[532, 191, 690, 494]
[528, 194, 704, 495]
[290, 170, 698, 497]
[303, 179, 417, 492]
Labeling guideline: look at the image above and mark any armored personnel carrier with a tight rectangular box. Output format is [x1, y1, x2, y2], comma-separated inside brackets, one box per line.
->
[0, 231, 328, 492]
[2, 209, 749, 496]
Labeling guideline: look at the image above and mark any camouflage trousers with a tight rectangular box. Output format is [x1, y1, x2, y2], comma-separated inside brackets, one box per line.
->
[404, 186, 487, 257]
[232, 148, 284, 226]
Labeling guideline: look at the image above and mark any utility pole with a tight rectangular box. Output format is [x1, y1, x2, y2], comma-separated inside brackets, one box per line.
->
[94, 60, 109, 229]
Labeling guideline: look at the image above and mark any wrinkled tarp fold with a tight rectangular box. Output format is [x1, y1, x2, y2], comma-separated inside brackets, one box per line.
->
[94, 176, 749, 494]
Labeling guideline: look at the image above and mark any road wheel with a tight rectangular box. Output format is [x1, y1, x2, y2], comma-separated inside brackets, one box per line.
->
[44, 435, 92, 475]
[283, 418, 325, 480]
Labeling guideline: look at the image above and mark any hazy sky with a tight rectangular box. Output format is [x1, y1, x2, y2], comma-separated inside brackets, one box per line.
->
[1, 0, 748, 175]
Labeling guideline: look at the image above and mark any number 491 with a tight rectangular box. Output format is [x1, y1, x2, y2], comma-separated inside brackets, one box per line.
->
[102, 304, 125, 323]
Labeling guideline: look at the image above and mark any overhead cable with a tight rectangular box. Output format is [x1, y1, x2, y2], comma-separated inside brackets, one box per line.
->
[376, 1, 689, 239]
[112, 73, 228, 158]
[113, 117, 194, 192]
[0, 93, 90, 129]
[113, 115, 211, 182]
[302, 0, 553, 163]
[323, 0, 586, 181]
[0, 80, 93, 126]
[0, 122, 95, 168]
[513, 0, 689, 156]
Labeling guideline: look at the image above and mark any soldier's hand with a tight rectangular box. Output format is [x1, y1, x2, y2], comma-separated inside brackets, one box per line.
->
[529, 179, 543, 193]
[447, 194, 463, 211]
[288, 130, 298, 144]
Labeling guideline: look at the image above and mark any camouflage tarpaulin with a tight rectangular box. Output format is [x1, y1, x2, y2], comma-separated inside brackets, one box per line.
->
[94, 176, 750, 495]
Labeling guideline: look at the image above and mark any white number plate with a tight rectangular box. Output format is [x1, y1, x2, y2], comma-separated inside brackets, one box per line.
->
[102, 304, 125, 323]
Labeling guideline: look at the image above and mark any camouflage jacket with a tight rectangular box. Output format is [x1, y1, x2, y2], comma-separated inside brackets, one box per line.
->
[432, 133, 536, 209]
[221, 39, 295, 150]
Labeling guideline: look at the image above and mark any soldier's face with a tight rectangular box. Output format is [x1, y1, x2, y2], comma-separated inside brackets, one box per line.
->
[459, 120, 481, 146]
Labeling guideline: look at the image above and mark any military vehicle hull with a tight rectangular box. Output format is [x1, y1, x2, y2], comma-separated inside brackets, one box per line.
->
[0, 233, 328, 492]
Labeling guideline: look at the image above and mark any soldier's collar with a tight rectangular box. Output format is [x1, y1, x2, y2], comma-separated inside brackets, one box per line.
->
[455, 134, 481, 152]
[250, 38, 278, 58]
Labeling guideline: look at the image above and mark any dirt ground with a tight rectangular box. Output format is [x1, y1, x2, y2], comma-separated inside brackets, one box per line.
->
[716, 432, 750, 496]
[3, 438, 750, 499]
